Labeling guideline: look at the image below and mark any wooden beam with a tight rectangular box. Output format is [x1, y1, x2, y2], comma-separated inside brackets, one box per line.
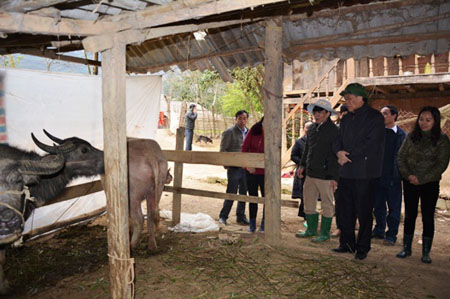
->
[101, 41, 132, 299]
[164, 186, 298, 208]
[286, 31, 450, 54]
[355, 73, 450, 86]
[0, 1, 80, 12]
[0, 11, 118, 36]
[105, 0, 285, 31]
[162, 150, 264, 168]
[83, 18, 262, 53]
[289, 12, 450, 48]
[172, 128, 184, 225]
[263, 17, 283, 246]
[138, 46, 261, 73]
[16, 48, 145, 73]
[45, 180, 103, 206]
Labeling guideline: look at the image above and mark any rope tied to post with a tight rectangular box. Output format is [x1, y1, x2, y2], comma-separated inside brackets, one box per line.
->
[107, 253, 135, 298]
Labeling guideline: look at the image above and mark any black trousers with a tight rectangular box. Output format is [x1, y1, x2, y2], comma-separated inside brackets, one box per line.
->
[337, 178, 378, 253]
[246, 172, 265, 220]
[403, 180, 439, 238]
[219, 167, 247, 220]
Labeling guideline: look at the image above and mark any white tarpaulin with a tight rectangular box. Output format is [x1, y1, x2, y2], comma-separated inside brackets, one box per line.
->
[1, 67, 162, 235]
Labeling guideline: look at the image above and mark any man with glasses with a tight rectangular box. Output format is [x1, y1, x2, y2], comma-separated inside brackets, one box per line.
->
[296, 99, 339, 243]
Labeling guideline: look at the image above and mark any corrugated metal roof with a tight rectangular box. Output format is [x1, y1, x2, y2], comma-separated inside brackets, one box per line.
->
[1, 0, 449, 80]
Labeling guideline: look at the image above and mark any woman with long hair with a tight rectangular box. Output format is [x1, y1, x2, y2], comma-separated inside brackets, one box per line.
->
[396, 106, 450, 263]
[241, 117, 265, 232]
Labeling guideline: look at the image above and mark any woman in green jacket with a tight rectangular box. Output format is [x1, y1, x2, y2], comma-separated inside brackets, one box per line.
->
[396, 106, 450, 263]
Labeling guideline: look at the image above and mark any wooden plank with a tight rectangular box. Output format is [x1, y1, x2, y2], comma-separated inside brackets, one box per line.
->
[101, 41, 132, 299]
[162, 150, 264, 168]
[172, 128, 184, 225]
[0, 11, 118, 36]
[105, 0, 285, 31]
[354, 73, 450, 86]
[263, 17, 283, 245]
[83, 18, 262, 53]
[164, 186, 298, 208]
[287, 31, 450, 54]
[45, 180, 103, 206]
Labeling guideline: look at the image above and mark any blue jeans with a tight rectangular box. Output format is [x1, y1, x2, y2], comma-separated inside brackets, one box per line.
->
[185, 128, 193, 151]
[373, 178, 402, 242]
[219, 167, 247, 220]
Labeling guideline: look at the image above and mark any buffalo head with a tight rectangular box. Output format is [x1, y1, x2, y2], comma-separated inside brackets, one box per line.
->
[0, 153, 64, 245]
[32, 130, 105, 178]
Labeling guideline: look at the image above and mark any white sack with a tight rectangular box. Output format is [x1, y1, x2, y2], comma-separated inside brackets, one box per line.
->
[160, 210, 220, 233]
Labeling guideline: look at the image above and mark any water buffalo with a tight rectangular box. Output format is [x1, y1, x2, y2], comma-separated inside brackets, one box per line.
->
[0, 131, 104, 294]
[45, 134, 172, 251]
[128, 138, 172, 251]
[0, 152, 65, 294]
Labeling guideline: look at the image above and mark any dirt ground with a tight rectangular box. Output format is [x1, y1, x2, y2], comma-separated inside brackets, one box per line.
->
[3, 129, 450, 298]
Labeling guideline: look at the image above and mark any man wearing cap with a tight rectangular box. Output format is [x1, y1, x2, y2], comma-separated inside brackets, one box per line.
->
[296, 99, 339, 243]
[332, 83, 385, 260]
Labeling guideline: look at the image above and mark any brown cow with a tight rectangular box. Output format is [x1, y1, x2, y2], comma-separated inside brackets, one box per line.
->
[127, 138, 172, 250]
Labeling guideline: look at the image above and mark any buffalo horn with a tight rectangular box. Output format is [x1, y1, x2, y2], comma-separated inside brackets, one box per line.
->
[43, 129, 64, 144]
[18, 151, 65, 175]
[31, 133, 57, 154]
[43, 130, 76, 153]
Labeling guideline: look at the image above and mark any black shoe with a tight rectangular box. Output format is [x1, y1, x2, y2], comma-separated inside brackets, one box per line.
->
[236, 217, 249, 225]
[219, 218, 227, 225]
[355, 251, 367, 260]
[332, 246, 353, 253]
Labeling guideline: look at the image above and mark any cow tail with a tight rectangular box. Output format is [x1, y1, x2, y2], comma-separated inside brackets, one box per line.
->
[152, 160, 161, 231]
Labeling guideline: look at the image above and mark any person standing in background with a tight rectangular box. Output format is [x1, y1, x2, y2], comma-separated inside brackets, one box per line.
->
[242, 117, 265, 232]
[218, 110, 250, 226]
[372, 105, 406, 245]
[185, 103, 198, 151]
[396, 106, 450, 263]
[291, 121, 313, 220]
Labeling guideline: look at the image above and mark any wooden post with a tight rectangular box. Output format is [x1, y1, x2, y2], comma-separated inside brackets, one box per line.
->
[369, 58, 374, 77]
[101, 42, 132, 299]
[172, 127, 185, 225]
[398, 56, 403, 75]
[263, 17, 283, 245]
[347, 58, 355, 79]
[431, 54, 436, 73]
[414, 54, 419, 74]
[383, 57, 388, 76]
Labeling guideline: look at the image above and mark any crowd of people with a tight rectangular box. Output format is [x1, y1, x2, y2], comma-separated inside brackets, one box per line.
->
[212, 82, 449, 263]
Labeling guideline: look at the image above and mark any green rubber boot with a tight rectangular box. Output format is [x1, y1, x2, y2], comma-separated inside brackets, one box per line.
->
[296, 213, 318, 238]
[312, 216, 332, 243]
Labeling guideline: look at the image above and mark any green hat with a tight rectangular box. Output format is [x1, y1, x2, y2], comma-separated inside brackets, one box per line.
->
[340, 83, 368, 100]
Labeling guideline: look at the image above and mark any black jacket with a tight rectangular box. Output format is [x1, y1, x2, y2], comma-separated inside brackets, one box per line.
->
[301, 118, 339, 181]
[333, 103, 385, 179]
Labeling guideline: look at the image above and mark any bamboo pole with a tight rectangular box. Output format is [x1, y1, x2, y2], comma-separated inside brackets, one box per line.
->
[263, 17, 283, 245]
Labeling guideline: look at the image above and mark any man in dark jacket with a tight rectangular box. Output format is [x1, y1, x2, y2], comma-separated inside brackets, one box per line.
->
[185, 104, 198, 151]
[332, 83, 385, 260]
[218, 110, 250, 225]
[296, 99, 339, 243]
[291, 121, 313, 219]
[372, 105, 406, 245]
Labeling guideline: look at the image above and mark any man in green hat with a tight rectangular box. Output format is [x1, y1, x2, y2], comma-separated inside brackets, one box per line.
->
[332, 83, 385, 260]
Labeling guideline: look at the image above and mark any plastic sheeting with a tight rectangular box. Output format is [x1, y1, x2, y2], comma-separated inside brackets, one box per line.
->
[1, 67, 162, 236]
[160, 210, 220, 233]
